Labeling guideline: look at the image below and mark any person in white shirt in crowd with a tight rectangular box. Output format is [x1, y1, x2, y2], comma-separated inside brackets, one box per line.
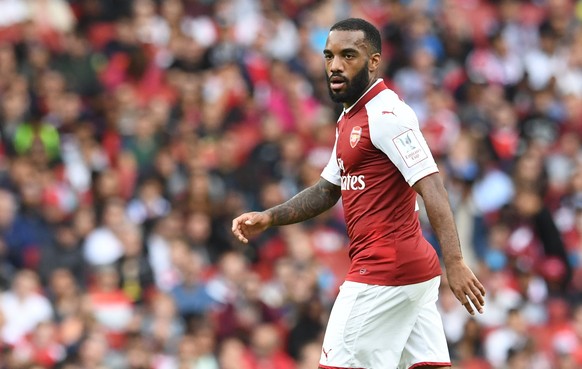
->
[0, 269, 53, 345]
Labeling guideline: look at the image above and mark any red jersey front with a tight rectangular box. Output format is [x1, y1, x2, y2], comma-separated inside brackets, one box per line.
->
[321, 79, 441, 286]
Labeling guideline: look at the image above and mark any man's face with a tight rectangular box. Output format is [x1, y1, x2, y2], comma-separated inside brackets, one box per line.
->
[324, 30, 374, 106]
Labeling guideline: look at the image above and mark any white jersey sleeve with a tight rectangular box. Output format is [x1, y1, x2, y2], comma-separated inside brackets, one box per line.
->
[321, 127, 341, 186]
[368, 92, 438, 186]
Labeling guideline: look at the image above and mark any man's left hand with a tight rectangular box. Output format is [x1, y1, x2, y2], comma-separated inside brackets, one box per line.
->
[445, 261, 486, 315]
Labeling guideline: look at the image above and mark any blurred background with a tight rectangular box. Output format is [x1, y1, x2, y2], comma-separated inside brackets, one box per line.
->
[0, 0, 581, 368]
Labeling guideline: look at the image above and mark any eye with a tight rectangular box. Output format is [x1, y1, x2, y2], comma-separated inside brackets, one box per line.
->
[345, 53, 355, 60]
[324, 54, 333, 61]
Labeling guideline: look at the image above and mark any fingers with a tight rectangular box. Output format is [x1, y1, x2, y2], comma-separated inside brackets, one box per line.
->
[471, 282, 486, 307]
[231, 215, 250, 243]
[475, 279, 486, 297]
[458, 294, 478, 316]
[447, 264, 486, 316]
[468, 292, 484, 315]
[461, 301, 475, 315]
[232, 212, 265, 243]
[457, 282, 486, 316]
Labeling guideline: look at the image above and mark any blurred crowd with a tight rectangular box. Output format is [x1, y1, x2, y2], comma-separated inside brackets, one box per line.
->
[0, 0, 581, 368]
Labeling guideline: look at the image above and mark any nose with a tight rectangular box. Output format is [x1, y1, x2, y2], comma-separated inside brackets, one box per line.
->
[329, 56, 343, 73]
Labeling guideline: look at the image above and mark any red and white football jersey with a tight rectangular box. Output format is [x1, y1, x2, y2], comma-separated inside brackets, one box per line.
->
[321, 79, 441, 286]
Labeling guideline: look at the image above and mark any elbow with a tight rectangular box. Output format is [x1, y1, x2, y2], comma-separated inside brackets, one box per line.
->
[413, 173, 447, 199]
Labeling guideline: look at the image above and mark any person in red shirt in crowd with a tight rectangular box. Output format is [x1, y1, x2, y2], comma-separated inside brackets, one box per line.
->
[233, 18, 485, 369]
[241, 323, 296, 369]
[85, 265, 134, 350]
[10, 321, 65, 368]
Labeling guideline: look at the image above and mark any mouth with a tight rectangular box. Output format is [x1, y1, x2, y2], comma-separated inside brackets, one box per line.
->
[329, 76, 346, 90]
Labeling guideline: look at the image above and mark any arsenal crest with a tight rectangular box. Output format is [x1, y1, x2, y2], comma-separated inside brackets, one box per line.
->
[350, 126, 362, 148]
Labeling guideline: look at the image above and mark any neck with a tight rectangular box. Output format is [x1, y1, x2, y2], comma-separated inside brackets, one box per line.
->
[342, 76, 379, 109]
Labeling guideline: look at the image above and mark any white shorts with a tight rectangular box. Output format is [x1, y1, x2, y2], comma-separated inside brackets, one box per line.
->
[319, 276, 450, 369]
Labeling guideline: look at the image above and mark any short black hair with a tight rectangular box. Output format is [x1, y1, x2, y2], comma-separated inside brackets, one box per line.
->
[330, 18, 382, 55]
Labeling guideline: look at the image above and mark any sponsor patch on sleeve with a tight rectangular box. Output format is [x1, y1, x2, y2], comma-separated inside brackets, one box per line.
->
[392, 129, 428, 167]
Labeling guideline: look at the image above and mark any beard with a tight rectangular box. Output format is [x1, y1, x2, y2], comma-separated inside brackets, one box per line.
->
[327, 62, 370, 106]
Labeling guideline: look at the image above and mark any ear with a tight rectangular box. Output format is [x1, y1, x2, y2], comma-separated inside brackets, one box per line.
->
[368, 52, 381, 72]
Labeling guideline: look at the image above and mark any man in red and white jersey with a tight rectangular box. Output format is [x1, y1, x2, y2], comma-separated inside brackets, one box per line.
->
[232, 18, 485, 369]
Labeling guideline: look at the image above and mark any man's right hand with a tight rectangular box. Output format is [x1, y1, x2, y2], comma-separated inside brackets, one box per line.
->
[231, 211, 272, 243]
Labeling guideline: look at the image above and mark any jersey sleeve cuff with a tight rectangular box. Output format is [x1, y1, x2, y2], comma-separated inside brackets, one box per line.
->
[321, 171, 341, 186]
[406, 166, 439, 187]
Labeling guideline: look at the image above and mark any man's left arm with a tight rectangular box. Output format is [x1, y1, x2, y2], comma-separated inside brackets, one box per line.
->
[413, 172, 486, 316]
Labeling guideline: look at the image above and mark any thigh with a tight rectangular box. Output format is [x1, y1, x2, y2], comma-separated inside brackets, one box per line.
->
[399, 277, 451, 369]
[319, 281, 420, 369]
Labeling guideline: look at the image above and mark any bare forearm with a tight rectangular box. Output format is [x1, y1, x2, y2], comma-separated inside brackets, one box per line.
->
[266, 178, 341, 226]
[424, 193, 463, 265]
[414, 174, 463, 266]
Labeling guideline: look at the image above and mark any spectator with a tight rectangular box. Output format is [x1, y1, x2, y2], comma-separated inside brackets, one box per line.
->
[72, 332, 117, 369]
[83, 197, 128, 266]
[38, 220, 86, 287]
[85, 265, 134, 350]
[127, 176, 171, 227]
[46, 268, 82, 322]
[484, 309, 530, 368]
[189, 321, 220, 369]
[465, 30, 524, 88]
[124, 113, 163, 176]
[452, 319, 490, 369]
[0, 83, 29, 148]
[114, 223, 154, 304]
[6, 165, 54, 269]
[12, 108, 60, 165]
[393, 45, 439, 122]
[10, 321, 65, 368]
[206, 250, 248, 306]
[183, 210, 214, 264]
[217, 336, 252, 369]
[162, 334, 211, 369]
[214, 270, 280, 342]
[124, 335, 153, 369]
[523, 22, 564, 91]
[507, 185, 572, 294]
[170, 250, 217, 321]
[0, 270, 52, 345]
[0, 189, 17, 287]
[140, 292, 185, 355]
[146, 214, 184, 291]
[296, 341, 323, 369]
[241, 323, 295, 369]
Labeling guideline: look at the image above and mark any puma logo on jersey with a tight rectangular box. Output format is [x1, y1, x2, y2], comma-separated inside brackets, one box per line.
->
[322, 347, 332, 360]
[382, 109, 396, 116]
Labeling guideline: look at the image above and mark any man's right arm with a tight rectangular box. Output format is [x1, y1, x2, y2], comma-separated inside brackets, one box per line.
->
[232, 178, 341, 243]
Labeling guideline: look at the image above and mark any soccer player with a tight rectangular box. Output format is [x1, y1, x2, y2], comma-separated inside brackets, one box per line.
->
[232, 18, 485, 369]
